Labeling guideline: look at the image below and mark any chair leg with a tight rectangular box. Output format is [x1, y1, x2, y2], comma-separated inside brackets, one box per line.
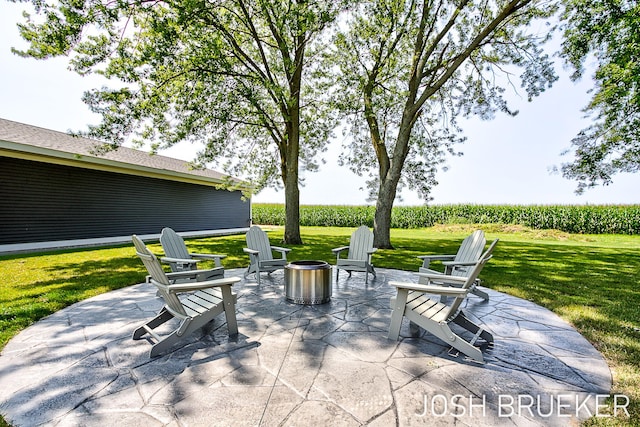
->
[445, 328, 485, 363]
[364, 264, 376, 284]
[423, 321, 486, 363]
[388, 289, 409, 340]
[220, 285, 238, 335]
[133, 308, 173, 340]
[452, 313, 494, 344]
[149, 330, 183, 358]
[471, 287, 490, 301]
[244, 259, 258, 280]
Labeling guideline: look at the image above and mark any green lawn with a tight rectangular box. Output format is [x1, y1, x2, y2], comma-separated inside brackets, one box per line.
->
[1, 224, 638, 425]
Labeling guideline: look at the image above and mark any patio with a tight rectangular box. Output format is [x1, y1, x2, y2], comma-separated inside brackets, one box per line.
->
[0, 267, 611, 426]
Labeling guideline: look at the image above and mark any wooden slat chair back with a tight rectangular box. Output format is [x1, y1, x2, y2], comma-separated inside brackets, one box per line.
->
[332, 225, 377, 284]
[348, 225, 375, 261]
[450, 230, 486, 276]
[160, 228, 191, 263]
[246, 226, 275, 261]
[243, 226, 290, 285]
[418, 230, 489, 300]
[418, 230, 485, 276]
[132, 235, 239, 357]
[388, 239, 499, 363]
[159, 227, 225, 281]
[133, 235, 183, 313]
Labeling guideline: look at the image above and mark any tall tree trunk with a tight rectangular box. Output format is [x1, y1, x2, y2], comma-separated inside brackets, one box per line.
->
[373, 120, 413, 249]
[282, 40, 304, 245]
[283, 167, 302, 244]
[283, 122, 302, 244]
[364, 78, 395, 249]
[373, 179, 396, 249]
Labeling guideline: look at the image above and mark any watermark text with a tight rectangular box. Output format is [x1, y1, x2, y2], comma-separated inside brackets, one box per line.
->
[416, 394, 630, 419]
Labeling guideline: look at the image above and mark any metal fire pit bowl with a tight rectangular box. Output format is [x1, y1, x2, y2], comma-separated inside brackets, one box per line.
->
[284, 260, 332, 304]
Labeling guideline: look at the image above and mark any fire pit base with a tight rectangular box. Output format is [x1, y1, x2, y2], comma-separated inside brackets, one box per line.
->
[284, 260, 332, 304]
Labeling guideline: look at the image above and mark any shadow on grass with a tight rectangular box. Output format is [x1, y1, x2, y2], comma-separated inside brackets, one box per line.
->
[0, 253, 145, 349]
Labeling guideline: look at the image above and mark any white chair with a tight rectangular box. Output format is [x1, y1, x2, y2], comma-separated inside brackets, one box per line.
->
[243, 226, 291, 285]
[332, 225, 377, 284]
[132, 235, 239, 357]
[388, 239, 499, 363]
[417, 230, 489, 300]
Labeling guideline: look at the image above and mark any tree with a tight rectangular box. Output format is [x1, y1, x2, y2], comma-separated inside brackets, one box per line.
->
[328, 0, 558, 248]
[13, 0, 345, 244]
[558, 0, 640, 193]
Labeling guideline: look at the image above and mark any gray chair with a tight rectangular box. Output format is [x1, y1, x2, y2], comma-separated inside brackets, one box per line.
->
[132, 235, 239, 357]
[160, 227, 225, 281]
[417, 230, 489, 300]
[243, 225, 291, 285]
[332, 225, 377, 284]
[388, 239, 498, 363]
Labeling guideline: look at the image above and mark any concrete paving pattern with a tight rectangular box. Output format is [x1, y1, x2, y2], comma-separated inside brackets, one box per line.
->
[0, 268, 613, 426]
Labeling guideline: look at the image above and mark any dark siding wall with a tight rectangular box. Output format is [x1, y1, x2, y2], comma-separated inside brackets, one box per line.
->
[0, 157, 251, 244]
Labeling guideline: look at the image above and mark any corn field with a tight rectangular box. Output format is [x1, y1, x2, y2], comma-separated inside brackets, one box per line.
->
[252, 204, 640, 235]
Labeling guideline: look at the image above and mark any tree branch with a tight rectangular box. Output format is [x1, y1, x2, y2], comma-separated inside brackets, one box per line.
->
[414, 0, 533, 111]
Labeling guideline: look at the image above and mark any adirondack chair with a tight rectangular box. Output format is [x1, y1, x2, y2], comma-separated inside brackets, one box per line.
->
[332, 225, 377, 284]
[388, 239, 499, 363]
[132, 235, 240, 358]
[243, 225, 291, 285]
[417, 230, 489, 301]
[160, 227, 225, 281]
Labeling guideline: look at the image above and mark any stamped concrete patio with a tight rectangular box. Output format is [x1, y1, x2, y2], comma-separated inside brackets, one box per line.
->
[0, 267, 612, 426]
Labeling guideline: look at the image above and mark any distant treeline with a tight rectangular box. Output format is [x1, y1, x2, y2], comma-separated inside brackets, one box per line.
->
[252, 204, 640, 235]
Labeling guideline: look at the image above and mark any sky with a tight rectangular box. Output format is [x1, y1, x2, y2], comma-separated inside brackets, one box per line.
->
[1, 3, 638, 206]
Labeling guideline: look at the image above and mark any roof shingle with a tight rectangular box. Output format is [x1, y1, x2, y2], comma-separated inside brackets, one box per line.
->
[0, 117, 235, 185]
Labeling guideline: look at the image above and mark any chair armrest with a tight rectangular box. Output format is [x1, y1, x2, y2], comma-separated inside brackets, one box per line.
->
[191, 253, 226, 267]
[415, 272, 468, 284]
[368, 248, 378, 254]
[166, 276, 242, 292]
[442, 260, 475, 267]
[417, 255, 456, 261]
[165, 268, 222, 280]
[271, 246, 291, 253]
[390, 281, 469, 296]
[161, 256, 201, 264]
[243, 248, 259, 255]
[417, 254, 456, 269]
[191, 253, 227, 260]
[271, 246, 290, 260]
[418, 267, 442, 275]
[332, 246, 349, 254]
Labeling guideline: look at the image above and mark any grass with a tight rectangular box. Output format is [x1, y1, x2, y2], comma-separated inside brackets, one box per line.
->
[1, 224, 638, 425]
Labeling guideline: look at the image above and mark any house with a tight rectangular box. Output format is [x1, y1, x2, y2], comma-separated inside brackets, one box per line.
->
[0, 118, 251, 253]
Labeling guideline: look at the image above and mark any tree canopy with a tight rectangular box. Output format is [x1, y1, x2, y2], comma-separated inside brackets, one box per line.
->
[13, 0, 345, 243]
[326, 0, 559, 247]
[558, 0, 640, 193]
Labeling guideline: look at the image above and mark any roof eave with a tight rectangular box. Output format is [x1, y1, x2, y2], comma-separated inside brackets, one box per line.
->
[0, 139, 249, 190]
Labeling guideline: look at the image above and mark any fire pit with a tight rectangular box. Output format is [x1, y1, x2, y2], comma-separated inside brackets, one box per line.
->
[284, 260, 332, 304]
